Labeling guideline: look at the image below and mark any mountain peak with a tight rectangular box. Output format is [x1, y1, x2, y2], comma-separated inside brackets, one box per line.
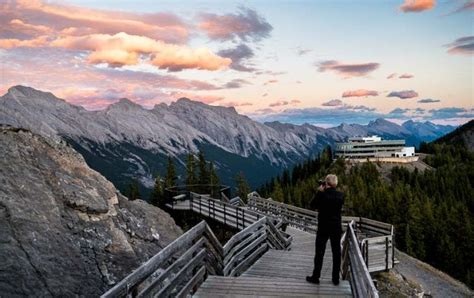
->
[107, 98, 142, 111]
[5, 85, 62, 102]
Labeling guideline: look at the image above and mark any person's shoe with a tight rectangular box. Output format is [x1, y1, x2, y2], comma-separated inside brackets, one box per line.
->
[306, 276, 320, 284]
[332, 279, 340, 285]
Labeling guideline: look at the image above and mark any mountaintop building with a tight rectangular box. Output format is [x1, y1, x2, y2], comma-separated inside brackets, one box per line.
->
[334, 135, 416, 162]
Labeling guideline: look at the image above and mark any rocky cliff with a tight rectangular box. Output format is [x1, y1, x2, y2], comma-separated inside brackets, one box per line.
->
[0, 125, 182, 296]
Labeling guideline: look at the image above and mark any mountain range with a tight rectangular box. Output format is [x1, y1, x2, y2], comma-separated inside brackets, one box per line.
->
[0, 86, 456, 192]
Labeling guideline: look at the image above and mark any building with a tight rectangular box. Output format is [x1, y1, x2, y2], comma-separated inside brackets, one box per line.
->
[334, 135, 416, 160]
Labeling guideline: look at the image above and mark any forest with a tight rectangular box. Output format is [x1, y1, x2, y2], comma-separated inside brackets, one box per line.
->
[257, 143, 474, 288]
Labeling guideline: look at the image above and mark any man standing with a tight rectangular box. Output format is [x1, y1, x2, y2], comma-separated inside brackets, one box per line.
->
[306, 174, 344, 286]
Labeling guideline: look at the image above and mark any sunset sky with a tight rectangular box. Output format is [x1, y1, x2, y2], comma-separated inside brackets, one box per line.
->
[0, 0, 472, 127]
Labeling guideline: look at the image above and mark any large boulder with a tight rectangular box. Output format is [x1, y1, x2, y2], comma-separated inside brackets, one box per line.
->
[0, 125, 182, 296]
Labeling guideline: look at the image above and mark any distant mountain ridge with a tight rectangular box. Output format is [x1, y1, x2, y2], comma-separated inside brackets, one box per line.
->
[0, 85, 456, 192]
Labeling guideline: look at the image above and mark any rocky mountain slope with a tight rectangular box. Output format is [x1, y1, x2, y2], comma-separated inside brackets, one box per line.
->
[0, 86, 455, 192]
[0, 125, 182, 296]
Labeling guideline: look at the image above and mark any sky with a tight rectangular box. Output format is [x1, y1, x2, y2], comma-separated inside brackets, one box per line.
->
[0, 0, 473, 127]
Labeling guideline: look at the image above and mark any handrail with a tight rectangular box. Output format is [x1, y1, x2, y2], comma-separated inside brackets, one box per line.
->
[343, 221, 379, 298]
[248, 192, 393, 236]
[103, 195, 293, 297]
[101, 221, 217, 298]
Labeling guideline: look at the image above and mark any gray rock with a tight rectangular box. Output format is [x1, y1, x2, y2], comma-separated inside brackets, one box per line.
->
[0, 125, 182, 297]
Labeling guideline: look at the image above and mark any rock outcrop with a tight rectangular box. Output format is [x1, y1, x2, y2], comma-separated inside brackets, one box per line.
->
[0, 125, 182, 296]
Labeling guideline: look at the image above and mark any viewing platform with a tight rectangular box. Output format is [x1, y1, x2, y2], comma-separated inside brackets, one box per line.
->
[102, 187, 393, 298]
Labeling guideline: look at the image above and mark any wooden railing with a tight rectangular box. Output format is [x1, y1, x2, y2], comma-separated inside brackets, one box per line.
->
[247, 192, 395, 273]
[342, 221, 379, 298]
[101, 221, 221, 298]
[101, 215, 291, 298]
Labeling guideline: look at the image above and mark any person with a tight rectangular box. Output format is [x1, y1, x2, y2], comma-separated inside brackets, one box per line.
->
[306, 174, 344, 286]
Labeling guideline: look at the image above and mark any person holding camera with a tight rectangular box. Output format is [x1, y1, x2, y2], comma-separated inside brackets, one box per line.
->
[306, 174, 344, 286]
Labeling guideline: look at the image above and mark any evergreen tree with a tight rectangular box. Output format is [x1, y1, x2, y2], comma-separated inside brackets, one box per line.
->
[150, 175, 164, 207]
[126, 179, 141, 200]
[198, 151, 210, 185]
[165, 156, 177, 188]
[185, 154, 197, 185]
[272, 181, 284, 202]
[235, 171, 250, 202]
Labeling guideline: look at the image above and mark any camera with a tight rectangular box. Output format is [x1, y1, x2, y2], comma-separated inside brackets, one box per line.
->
[318, 179, 326, 186]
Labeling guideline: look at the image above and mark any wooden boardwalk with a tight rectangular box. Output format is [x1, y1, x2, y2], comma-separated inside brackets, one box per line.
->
[194, 227, 352, 297]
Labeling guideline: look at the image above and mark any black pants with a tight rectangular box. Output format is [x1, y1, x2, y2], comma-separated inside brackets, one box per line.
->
[312, 227, 342, 281]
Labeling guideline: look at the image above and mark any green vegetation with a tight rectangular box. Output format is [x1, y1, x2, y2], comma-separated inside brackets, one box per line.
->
[257, 145, 474, 288]
[124, 179, 141, 200]
[235, 171, 251, 202]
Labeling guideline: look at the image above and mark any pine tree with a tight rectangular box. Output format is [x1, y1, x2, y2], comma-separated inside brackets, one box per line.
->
[198, 151, 210, 185]
[185, 154, 197, 186]
[272, 181, 284, 202]
[235, 171, 250, 202]
[165, 156, 177, 188]
[150, 175, 163, 207]
[126, 179, 141, 200]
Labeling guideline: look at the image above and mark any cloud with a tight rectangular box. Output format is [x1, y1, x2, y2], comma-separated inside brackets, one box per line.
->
[217, 44, 256, 72]
[262, 93, 268, 97]
[296, 47, 312, 56]
[219, 101, 253, 107]
[223, 79, 250, 89]
[399, 73, 414, 79]
[387, 73, 397, 79]
[2, 0, 189, 43]
[264, 79, 278, 85]
[322, 99, 343, 106]
[445, 36, 474, 56]
[428, 107, 472, 119]
[317, 60, 380, 78]
[400, 0, 435, 13]
[446, 0, 474, 15]
[290, 99, 301, 104]
[198, 7, 272, 42]
[27, 32, 231, 71]
[389, 108, 410, 114]
[418, 98, 440, 103]
[342, 89, 378, 97]
[269, 100, 289, 107]
[387, 90, 419, 99]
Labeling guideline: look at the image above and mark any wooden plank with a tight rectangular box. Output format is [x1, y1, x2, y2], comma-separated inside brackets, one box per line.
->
[156, 249, 206, 297]
[224, 228, 265, 265]
[223, 217, 266, 255]
[136, 237, 206, 297]
[176, 265, 206, 298]
[229, 243, 269, 277]
[100, 221, 206, 298]
[224, 233, 267, 275]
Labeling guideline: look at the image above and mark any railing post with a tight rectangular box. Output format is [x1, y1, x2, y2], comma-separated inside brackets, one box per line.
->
[224, 203, 226, 225]
[365, 241, 369, 268]
[385, 237, 389, 271]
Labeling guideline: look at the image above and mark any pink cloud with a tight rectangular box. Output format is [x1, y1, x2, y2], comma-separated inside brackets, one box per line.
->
[342, 89, 378, 97]
[219, 101, 253, 107]
[399, 73, 414, 79]
[269, 100, 289, 107]
[445, 36, 474, 56]
[387, 73, 397, 79]
[387, 90, 419, 99]
[400, 0, 435, 13]
[264, 79, 278, 85]
[317, 60, 380, 78]
[5, 0, 189, 43]
[198, 7, 272, 41]
[290, 99, 301, 104]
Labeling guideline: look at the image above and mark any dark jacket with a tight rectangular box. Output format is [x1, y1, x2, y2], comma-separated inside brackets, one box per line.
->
[310, 187, 344, 230]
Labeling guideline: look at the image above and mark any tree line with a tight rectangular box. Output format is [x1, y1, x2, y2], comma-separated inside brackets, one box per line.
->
[257, 144, 474, 288]
[124, 151, 251, 207]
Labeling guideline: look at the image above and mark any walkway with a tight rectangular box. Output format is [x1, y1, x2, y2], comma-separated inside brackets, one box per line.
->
[194, 227, 352, 297]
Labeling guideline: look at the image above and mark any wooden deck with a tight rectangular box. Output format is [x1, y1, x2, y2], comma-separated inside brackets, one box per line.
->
[194, 227, 352, 297]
